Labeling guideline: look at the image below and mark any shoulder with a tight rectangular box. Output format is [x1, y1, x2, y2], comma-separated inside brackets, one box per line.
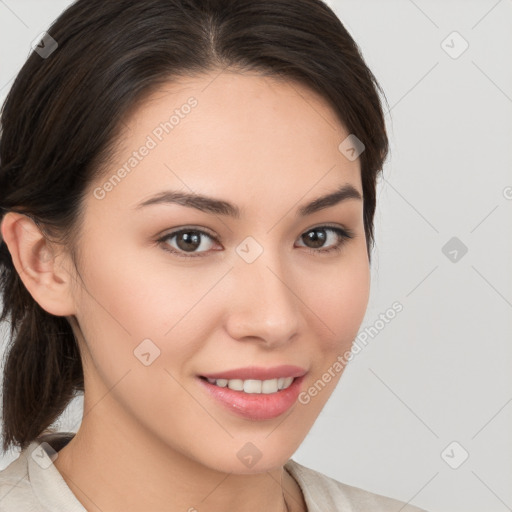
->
[0, 433, 80, 512]
[0, 448, 40, 511]
[284, 459, 428, 512]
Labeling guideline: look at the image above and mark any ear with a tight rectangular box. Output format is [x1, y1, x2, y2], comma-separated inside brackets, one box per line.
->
[0, 212, 77, 317]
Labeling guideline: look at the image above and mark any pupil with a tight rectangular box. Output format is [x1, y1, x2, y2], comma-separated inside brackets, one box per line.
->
[178, 232, 200, 251]
[305, 229, 326, 248]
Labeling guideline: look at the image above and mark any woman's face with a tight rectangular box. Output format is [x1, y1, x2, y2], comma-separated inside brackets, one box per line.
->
[68, 70, 370, 473]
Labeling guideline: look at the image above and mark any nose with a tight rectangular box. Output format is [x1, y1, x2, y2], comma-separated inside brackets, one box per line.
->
[224, 253, 301, 349]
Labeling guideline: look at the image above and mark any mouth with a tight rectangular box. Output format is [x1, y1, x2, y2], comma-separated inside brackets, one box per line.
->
[196, 366, 307, 420]
[199, 375, 295, 394]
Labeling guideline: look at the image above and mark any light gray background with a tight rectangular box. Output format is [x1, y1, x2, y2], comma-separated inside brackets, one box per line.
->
[1, 1, 511, 511]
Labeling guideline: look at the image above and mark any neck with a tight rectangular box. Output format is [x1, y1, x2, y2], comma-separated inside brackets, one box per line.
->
[53, 405, 304, 512]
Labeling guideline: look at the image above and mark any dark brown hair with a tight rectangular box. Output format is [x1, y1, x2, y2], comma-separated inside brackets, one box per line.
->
[0, 0, 389, 453]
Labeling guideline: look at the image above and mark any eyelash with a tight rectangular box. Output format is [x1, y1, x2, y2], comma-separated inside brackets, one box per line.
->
[156, 225, 355, 259]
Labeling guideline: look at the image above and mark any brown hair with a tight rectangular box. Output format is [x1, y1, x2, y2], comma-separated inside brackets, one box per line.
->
[0, 0, 389, 453]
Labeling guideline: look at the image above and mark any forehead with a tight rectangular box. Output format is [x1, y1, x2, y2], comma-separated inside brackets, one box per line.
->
[126, 70, 349, 147]
[88, 70, 362, 215]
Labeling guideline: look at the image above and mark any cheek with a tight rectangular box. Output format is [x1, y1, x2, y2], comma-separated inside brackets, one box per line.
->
[293, 253, 369, 414]
[306, 247, 370, 352]
[73, 239, 218, 373]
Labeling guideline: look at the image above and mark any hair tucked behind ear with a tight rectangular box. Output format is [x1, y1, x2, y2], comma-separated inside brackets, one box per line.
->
[0, 290, 84, 453]
[0, 210, 85, 452]
[0, 0, 389, 454]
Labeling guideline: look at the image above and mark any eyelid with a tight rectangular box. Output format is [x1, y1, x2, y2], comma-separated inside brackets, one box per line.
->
[156, 225, 217, 239]
[305, 222, 353, 236]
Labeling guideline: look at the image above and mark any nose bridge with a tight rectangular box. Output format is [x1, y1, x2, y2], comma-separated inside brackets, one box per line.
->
[227, 241, 300, 344]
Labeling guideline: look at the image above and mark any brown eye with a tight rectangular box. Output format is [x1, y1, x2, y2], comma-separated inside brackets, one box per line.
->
[301, 228, 329, 248]
[296, 226, 354, 254]
[157, 225, 354, 260]
[158, 228, 217, 258]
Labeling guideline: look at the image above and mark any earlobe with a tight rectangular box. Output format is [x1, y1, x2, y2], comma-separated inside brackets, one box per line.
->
[0, 212, 77, 317]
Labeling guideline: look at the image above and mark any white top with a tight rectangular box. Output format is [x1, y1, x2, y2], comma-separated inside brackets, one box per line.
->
[0, 432, 427, 511]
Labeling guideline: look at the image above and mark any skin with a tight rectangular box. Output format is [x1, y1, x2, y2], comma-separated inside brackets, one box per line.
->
[1, 70, 370, 512]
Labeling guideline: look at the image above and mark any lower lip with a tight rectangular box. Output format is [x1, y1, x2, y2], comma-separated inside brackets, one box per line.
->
[197, 376, 305, 420]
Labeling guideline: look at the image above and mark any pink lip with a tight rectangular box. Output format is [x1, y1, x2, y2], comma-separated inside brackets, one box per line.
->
[200, 365, 307, 380]
[198, 374, 306, 420]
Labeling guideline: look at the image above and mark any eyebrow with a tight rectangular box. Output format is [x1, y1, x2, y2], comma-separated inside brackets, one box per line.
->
[134, 183, 362, 218]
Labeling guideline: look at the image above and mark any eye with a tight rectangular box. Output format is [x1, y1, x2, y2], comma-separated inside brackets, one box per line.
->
[295, 225, 354, 255]
[156, 225, 354, 259]
[157, 228, 219, 259]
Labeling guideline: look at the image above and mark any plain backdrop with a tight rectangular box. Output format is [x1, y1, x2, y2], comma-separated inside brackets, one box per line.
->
[1, 1, 511, 511]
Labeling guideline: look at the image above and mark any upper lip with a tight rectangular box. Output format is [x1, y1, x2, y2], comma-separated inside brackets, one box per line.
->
[200, 365, 307, 381]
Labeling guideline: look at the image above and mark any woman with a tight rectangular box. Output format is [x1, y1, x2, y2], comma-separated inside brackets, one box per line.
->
[0, 0, 428, 510]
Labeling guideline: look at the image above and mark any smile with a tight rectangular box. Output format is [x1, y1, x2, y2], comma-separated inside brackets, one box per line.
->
[197, 366, 307, 420]
[201, 376, 295, 394]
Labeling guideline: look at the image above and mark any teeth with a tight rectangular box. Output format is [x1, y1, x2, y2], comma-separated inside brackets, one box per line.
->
[205, 376, 295, 394]
[261, 378, 278, 394]
[227, 379, 244, 391]
[243, 379, 262, 393]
